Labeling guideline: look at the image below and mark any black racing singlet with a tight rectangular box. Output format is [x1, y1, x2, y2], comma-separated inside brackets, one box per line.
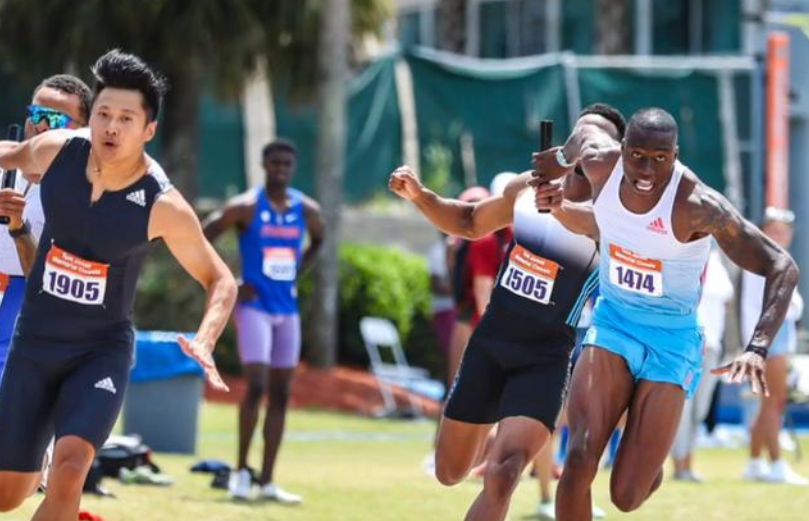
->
[475, 189, 599, 345]
[15, 130, 172, 343]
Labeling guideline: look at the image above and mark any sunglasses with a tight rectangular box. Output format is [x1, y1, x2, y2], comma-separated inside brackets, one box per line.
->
[27, 105, 73, 129]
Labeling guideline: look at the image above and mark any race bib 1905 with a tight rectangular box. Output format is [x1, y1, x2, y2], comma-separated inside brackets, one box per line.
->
[262, 247, 297, 281]
[500, 245, 559, 305]
[608, 243, 663, 297]
[43, 245, 108, 305]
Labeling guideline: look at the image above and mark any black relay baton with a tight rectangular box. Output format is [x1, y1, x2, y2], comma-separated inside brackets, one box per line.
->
[536, 119, 553, 213]
[0, 124, 23, 225]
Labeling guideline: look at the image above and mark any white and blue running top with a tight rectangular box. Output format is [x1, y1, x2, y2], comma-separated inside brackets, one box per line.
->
[592, 158, 711, 328]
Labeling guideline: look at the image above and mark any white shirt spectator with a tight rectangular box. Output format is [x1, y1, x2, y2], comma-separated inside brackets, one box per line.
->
[697, 249, 734, 350]
[428, 240, 454, 313]
[0, 176, 45, 276]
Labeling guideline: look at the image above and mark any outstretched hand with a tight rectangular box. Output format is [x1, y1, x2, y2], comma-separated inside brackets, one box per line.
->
[528, 177, 564, 212]
[388, 166, 424, 202]
[177, 335, 230, 392]
[531, 146, 572, 182]
[711, 351, 769, 397]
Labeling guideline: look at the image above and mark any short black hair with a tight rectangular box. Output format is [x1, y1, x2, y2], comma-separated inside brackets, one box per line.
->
[627, 107, 678, 139]
[91, 49, 167, 121]
[34, 74, 93, 124]
[579, 103, 626, 139]
[262, 139, 298, 160]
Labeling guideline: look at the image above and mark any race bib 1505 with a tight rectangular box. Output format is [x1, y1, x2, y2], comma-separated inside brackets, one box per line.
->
[43, 245, 108, 305]
[500, 245, 559, 305]
[608, 243, 663, 297]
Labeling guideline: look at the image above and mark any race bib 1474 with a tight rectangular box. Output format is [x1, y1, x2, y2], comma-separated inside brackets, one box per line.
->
[43, 245, 108, 306]
[608, 244, 663, 297]
[500, 245, 559, 305]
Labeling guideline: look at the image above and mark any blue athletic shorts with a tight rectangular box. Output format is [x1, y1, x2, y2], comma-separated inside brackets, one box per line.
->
[583, 298, 703, 398]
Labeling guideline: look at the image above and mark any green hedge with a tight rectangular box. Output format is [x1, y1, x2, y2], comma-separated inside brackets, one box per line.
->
[134, 239, 443, 377]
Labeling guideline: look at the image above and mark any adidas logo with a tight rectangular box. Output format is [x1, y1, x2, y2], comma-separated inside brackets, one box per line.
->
[94, 377, 117, 394]
[646, 217, 667, 235]
[126, 189, 146, 207]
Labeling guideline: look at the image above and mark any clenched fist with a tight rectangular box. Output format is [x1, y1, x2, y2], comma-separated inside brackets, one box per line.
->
[388, 166, 425, 202]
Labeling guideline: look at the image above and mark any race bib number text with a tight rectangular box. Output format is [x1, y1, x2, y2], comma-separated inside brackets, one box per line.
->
[500, 245, 559, 305]
[262, 247, 297, 281]
[43, 245, 108, 305]
[608, 244, 663, 297]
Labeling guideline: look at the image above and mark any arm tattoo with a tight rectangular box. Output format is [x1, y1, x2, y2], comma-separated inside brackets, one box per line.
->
[693, 187, 800, 352]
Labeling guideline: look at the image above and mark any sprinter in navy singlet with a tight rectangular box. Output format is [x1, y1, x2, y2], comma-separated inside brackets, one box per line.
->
[204, 140, 323, 503]
[0, 51, 236, 520]
[389, 104, 626, 521]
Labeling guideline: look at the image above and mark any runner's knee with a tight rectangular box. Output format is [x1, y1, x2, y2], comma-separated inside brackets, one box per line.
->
[0, 477, 30, 512]
[484, 453, 526, 501]
[434, 455, 469, 487]
[268, 381, 291, 409]
[610, 477, 646, 513]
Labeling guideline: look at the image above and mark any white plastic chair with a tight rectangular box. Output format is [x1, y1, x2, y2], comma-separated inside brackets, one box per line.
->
[359, 317, 429, 418]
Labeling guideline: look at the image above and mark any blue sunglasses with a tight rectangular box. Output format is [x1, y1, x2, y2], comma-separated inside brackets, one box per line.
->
[27, 105, 73, 129]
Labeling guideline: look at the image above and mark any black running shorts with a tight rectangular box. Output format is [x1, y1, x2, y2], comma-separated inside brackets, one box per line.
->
[0, 332, 133, 472]
[443, 327, 573, 431]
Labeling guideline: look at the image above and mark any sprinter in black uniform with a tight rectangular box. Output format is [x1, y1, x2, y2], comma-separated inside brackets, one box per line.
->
[389, 104, 625, 521]
[0, 51, 236, 521]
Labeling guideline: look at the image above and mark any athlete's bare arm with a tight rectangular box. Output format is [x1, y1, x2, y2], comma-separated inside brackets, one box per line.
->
[301, 196, 324, 274]
[0, 189, 37, 276]
[687, 182, 799, 395]
[531, 115, 621, 200]
[201, 191, 256, 241]
[150, 189, 238, 391]
[388, 166, 528, 239]
[0, 129, 71, 181]
[532, 180, 600, 241]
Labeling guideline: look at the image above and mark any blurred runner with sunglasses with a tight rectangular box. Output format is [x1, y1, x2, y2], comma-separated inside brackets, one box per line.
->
[0, 75, 92, 386]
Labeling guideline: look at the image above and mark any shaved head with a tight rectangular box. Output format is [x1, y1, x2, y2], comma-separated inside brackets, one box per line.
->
[627, 107, 678, 145]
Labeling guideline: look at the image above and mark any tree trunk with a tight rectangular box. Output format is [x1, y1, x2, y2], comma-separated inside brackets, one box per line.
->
[159, 61, 202, 200]
[596, 0, 631, 55]
[439, 0, 467, 54]
[309, 0, 349, 368]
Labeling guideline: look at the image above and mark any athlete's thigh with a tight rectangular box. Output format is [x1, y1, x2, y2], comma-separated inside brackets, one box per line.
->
[0, 344, 60, 472]
[567, 346, 634, 452]
[612, 379, 685, 482]
[269, 314, 301, 369]
[435, 416, 493, 473]
[499, 351, 571, 433]
[487, 415, 551, 464]
[764, 355, 789, 405]
[234, 305, 273, 365]
[53, 347, 132, 451]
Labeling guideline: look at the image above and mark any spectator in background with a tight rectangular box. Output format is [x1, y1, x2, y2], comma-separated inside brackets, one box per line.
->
[428, 231, 455, 365]
[0, 74, 92, 387]
[670, 246, 734, 482]
[741, 207, 806, 485]
[446, 184, 510, 387]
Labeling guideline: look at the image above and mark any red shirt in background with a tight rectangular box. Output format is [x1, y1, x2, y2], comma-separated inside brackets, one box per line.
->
[460, 228, 513, 325]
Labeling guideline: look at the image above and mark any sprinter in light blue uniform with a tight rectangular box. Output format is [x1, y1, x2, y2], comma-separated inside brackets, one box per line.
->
[204, 140, 323, 503]
[586, 156, 711, 398]
[531, 107, 799, 519]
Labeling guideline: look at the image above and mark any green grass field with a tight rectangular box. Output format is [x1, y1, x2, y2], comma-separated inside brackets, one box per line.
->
[2, 403, 808, 521]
